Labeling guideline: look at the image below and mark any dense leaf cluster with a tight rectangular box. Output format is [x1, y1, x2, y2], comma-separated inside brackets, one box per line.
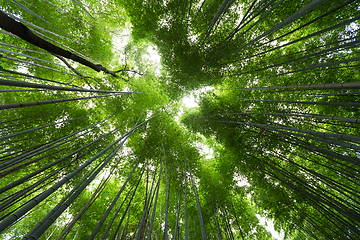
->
[0, 0, 359, 239]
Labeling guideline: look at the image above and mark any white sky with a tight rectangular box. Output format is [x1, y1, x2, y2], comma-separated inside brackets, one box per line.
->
[182, 94, 198, 108]
[144, 46, 161, 76]
[112, 26, 132, 52]
[257, 215, 285, 240]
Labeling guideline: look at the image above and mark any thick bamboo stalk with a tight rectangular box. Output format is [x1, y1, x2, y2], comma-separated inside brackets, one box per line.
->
[0, 93, 123, 111]
[26, 135, 130, 239]
[0, 47, 64, 67]
[0, 113, 90, 142]
[42, 0, 96, 28]
[1, 69, 81, 88]
[184, 160, 189, 240]
[0, 78, 136, 94]
[174, 182, 182, 240]
[135, 165, 158, 240]
[161, 138, 169, 240]
[55, 167, 111, 240]
[222, 81, 360, 91]
[23, 112, 149, 238]
[231, 202, 245, 240]
[102, 170, 142, 240]
[187, 160, 207, 240]
[111, 169, 145, 240]
[0, 116, 107, 171]
[146, 157, 163, 240]
[0, 10, 120, 77]
[0, 125, 121, 195]
[0, 148, 65, 178]
[211, 197, 223, 240]
[89, 148, 143, 239]
[235, 39, 360, 75]
[6, 0, 64, 32]
[0, 170, 57, 214]
[0, 113, 158, 231]
[218, 0, 329, 62]
[240, 97, 360, 107]
[214, 0, 281, 57]
[219, 14, 360, 67]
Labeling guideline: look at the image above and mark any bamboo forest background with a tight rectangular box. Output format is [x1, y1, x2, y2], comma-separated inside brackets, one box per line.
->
[0, 0, 359, 239]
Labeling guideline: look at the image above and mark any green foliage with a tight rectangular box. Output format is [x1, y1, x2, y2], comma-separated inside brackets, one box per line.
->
[1, 0, 359, 239]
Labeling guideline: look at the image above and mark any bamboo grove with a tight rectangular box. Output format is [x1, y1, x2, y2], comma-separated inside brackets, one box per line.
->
[0, 0, 359, 239]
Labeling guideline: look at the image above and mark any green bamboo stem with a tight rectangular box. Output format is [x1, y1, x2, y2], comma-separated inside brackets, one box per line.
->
[42, 0, 96, 28]
[134, 163, 158, 240]
[0, 93, 124, 110]
[223, 14, 360, 66]
[223, 81, 360, 91]
[0, 78, 136, 94]
[101, 170, 142, 240]
[90, 148, 143, 239]
[218, 0, 329, 62]
[6, 0, 64, 32]
[26, 134, 130, 239]
[55, 155, 114, 240]
[184, 159, 189, 240]
[0, 115, 107, 171]
[0, 113, 90, 142]
[174, 182, 182, 240]
[187, 159, 207, 240]
[239, 97, 360, 107]
[1, 69, 81, 88]
[146, 157, 163, 240]
[111, 169, 145, 240]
